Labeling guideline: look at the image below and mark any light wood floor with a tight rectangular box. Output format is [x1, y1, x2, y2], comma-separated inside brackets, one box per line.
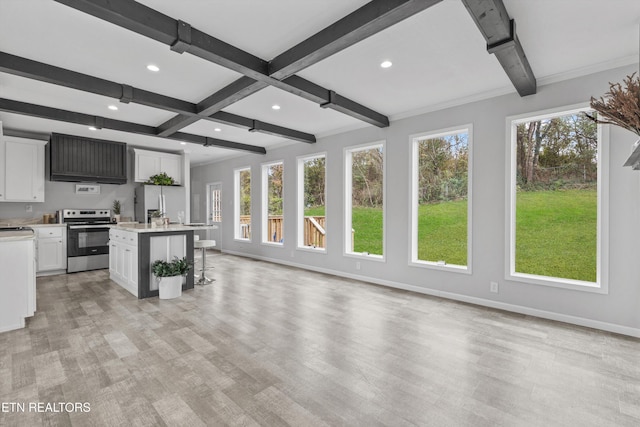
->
[1, 252, 639, 426]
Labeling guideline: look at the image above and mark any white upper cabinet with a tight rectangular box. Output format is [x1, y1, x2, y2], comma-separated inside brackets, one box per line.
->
[134, 148, 182, 185]
[0, 133, 45, 203]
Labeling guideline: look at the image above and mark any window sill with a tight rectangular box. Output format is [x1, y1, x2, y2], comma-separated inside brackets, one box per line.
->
[234, 238, 252, 243]
[410, 260, 471, 275]
[507, 272, 607, 294]
[344, 252, 385, 262]
[261, 241, 284, 247]
[297, 246, 327, 254]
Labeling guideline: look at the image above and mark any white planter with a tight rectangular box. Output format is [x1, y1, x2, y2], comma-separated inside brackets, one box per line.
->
[158, 275, 183, 299]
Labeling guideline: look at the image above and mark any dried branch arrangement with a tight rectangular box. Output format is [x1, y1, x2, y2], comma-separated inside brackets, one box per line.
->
[588, 72, 640, 137]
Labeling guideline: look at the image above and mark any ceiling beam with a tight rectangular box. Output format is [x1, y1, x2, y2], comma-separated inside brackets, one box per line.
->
[54, 0, 269, 79]
[0, 52, 314, 143]
[156, 77, 268, 136]
[461, 0, 536, 96]
[53, 0, 391, 128]
[211, 111, 316, 144]
[268, 0, 442, 80]
[0, 98, 266, 154]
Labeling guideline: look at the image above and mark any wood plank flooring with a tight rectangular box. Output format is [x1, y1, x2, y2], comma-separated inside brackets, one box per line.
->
[1, 251, 639, 426]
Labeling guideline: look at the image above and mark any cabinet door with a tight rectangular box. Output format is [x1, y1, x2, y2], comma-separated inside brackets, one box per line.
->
[135, 152, 161, 182]
[4, 139, 45, 202]
[116, 243, 125, 278]
[160, 155, 181, 185]
[123, 245, 133, 283]
[37, 238, 64, 272]
[109, 243, 118, 273]
[130, 246, 138, 288]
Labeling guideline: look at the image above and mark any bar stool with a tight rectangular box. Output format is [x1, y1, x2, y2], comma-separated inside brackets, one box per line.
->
[194, 239, 216, 285]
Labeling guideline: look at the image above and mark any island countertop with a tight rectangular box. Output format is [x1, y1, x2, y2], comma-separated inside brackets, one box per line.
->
[111, 224, 218, 233]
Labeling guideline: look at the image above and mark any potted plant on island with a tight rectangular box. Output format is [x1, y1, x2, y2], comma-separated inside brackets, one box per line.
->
[112, 199, 121, 223]
[152, 256, 193, 299]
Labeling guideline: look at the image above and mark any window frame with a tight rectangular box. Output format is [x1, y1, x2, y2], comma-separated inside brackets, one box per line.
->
[261, 159, 285, 247]
[233, 166, 252, 242]
[409, 124, 473, 274]
[343, 141, 386, 261]
[297, 152, 327, 253]
[505, 102, 609, 293]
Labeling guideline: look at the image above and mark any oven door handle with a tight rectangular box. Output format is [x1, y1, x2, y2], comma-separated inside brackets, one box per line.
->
[68, 225, 112, 229]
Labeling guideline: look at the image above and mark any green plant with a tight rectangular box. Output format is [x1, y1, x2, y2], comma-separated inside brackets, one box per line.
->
[151, 210, 164, 218]
[112, 199, 121, 215]
[146, 172, 175, 186]
[151, 257, 193, 277]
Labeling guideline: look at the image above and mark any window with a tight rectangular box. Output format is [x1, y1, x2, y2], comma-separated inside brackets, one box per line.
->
[234, 167, 251, 241]
[344, 142, 385, 258]
[210, 184, 222, 223]
[262, 161, 284, 245]
[297, 153, 326, 251]
[410, 126, 471, 271]
[507, 104, 608, 292]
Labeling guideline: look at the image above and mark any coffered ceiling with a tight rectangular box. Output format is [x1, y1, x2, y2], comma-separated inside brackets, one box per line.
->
[0, 0, 639, 165]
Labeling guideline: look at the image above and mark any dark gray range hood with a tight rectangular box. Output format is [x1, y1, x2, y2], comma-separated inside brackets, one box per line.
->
[49, 133, 127, 184]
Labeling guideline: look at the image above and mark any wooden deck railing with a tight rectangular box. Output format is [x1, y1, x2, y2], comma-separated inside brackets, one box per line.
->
[238, 216, 352, 250]
[267, 216, 284, 242]
[239, 215, 251, 239]
[303, 216, 325, 248]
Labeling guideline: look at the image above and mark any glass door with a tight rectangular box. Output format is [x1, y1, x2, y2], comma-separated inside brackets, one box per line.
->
[206, 182, 222, 244]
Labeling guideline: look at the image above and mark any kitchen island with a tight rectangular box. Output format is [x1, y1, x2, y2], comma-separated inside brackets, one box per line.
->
[0, 227, 36, 332]
[109, 224, 216, 299]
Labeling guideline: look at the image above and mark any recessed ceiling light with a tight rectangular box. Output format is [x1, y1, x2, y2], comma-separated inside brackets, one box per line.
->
[88, 126, 97, 131]
[146, 64, 160, 72]
[272, 104, 281, 110]
[380, 60, 393, 69]
[214, 128, 221, 132]
[180, 142, 186, 145]
[108, 105, 118, 111]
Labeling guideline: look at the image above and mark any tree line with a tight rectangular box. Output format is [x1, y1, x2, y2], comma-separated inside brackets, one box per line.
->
[517, 113, 597, 190]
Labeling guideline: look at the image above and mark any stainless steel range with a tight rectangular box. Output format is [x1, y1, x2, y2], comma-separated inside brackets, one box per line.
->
[60, 209, 111, 273]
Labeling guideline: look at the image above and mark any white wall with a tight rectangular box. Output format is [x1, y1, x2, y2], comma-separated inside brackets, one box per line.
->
[191, 65, 640, 336]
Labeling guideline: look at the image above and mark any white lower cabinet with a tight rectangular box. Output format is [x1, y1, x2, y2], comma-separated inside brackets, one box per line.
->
[109, 229, 138, 296]
[35, 226, 67, 276]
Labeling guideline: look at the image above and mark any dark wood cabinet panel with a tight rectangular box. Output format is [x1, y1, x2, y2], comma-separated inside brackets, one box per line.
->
[49, 133, 127, 184]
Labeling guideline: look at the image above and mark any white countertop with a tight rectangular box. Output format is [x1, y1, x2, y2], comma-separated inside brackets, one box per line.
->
[0, 222, 64, 228]
[0, 228, 36, 241]
[111, 224, 218, 233]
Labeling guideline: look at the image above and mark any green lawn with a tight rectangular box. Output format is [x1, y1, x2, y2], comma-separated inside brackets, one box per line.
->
[305, 189, 596, 281]
[417, 199, 467, 265]
[515, 189, 596, 282]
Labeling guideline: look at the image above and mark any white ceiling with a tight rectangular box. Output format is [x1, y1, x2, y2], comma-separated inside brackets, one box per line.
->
[0, 0, 639, 165]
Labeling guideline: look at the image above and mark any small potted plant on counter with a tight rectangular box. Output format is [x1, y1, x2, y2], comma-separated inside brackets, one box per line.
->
[112, 199, 121, 223]
[152, 256, 193, 299]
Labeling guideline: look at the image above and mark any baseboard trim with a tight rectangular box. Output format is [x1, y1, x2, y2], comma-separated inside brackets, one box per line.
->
[222, 250, 640, 338]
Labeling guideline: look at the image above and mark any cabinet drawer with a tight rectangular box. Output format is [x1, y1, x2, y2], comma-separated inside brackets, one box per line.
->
[36, 227, 64, 239]
[114, 230, 137, 246]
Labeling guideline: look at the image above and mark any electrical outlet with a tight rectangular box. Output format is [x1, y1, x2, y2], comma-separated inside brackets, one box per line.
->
[25, 205, 32, 213]
[356, 261, 361, 270]
[490, 282, 499, 293]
